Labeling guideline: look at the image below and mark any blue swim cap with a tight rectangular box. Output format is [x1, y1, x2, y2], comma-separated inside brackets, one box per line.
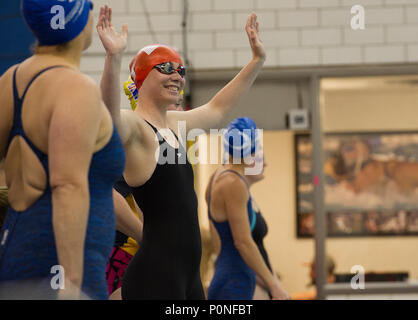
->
[223, 117, 259, 159]
[21, 0, 93, 46]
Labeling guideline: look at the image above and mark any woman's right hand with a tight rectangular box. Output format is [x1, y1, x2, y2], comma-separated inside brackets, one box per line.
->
[96, 5, 128, 56]
[270, 281, 291, 300]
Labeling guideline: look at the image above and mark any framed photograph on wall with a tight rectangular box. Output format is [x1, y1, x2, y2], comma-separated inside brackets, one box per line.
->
[295, 132, 418, 238]
[295, 133, 315, 237]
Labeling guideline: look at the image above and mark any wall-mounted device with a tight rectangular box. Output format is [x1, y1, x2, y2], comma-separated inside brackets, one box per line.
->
[286, 109, 310, 130]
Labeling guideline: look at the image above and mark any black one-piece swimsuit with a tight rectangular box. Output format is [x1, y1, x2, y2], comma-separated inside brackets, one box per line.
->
[122, 121, 205, 300]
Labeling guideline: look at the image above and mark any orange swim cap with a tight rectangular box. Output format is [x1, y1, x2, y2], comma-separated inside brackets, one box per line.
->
[129, 45, 183, 90]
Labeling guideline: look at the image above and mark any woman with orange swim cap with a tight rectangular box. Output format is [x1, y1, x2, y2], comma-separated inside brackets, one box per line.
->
[97, 5, 266, 300]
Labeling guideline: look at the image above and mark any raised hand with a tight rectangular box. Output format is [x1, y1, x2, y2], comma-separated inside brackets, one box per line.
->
[245, 12, 266, 61]
[96, 5, 128, 56]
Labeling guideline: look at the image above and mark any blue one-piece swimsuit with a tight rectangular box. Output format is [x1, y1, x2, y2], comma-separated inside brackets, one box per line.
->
[0, 66, 125, 300]
[207, 170, 257, 300]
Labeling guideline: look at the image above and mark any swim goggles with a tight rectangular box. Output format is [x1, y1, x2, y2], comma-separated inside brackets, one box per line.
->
[153, 62, 186, 78]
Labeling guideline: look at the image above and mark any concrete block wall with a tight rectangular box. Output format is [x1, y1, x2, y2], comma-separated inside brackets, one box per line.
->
[84, 0, 418, 69]
[82, 0, 418, 101]
[81, 0, 418, 104]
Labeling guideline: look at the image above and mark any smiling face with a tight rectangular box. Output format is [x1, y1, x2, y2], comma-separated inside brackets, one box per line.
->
[140, 61, 185, 108]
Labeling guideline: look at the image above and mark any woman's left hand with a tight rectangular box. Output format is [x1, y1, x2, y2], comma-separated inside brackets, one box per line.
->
[245, 12, 266, 61]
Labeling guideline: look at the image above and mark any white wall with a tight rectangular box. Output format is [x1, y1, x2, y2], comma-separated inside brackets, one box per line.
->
[81, 0, 418, 107]
[83, 0, 418, 73]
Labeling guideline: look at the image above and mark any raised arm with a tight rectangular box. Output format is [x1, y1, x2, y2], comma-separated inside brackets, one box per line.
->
[96, 5, 131, 142]
[168, 13, 266, 132]
[96, 5, 161, 187]
[49, 75, 102, 299]
[223, 177, 289, 300]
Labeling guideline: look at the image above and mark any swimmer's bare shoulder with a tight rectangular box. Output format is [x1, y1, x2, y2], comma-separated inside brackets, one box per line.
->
[0, 65, 17, 158]
[119, 109, 159, 187]
[0, 65, 19, 103]
[54, 69, 101, 109]
[47, 69, 104, 151]
[119, 109, 156, 146]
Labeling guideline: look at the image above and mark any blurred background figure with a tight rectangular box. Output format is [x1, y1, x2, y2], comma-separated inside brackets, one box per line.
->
[206, 117, 289, 300]
[247, 157, 286, 300]
[291, 255, 336, 300]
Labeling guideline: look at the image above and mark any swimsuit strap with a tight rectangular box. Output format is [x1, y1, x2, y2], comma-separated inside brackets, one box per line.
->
[218, 170, 255, 231]
[218, 169, 250, 190]
[143, 119, 159, 134]
[8, 65, 69, 168]
[208, 169, 255, 228]
[20, 65, 68, 101]
[207, 169, 219, 222]
[143, 119, 183, 149]
[250, 207, 256, 231]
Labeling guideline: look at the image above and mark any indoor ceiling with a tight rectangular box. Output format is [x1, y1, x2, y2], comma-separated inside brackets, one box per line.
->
[321, 75, 418, 91]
